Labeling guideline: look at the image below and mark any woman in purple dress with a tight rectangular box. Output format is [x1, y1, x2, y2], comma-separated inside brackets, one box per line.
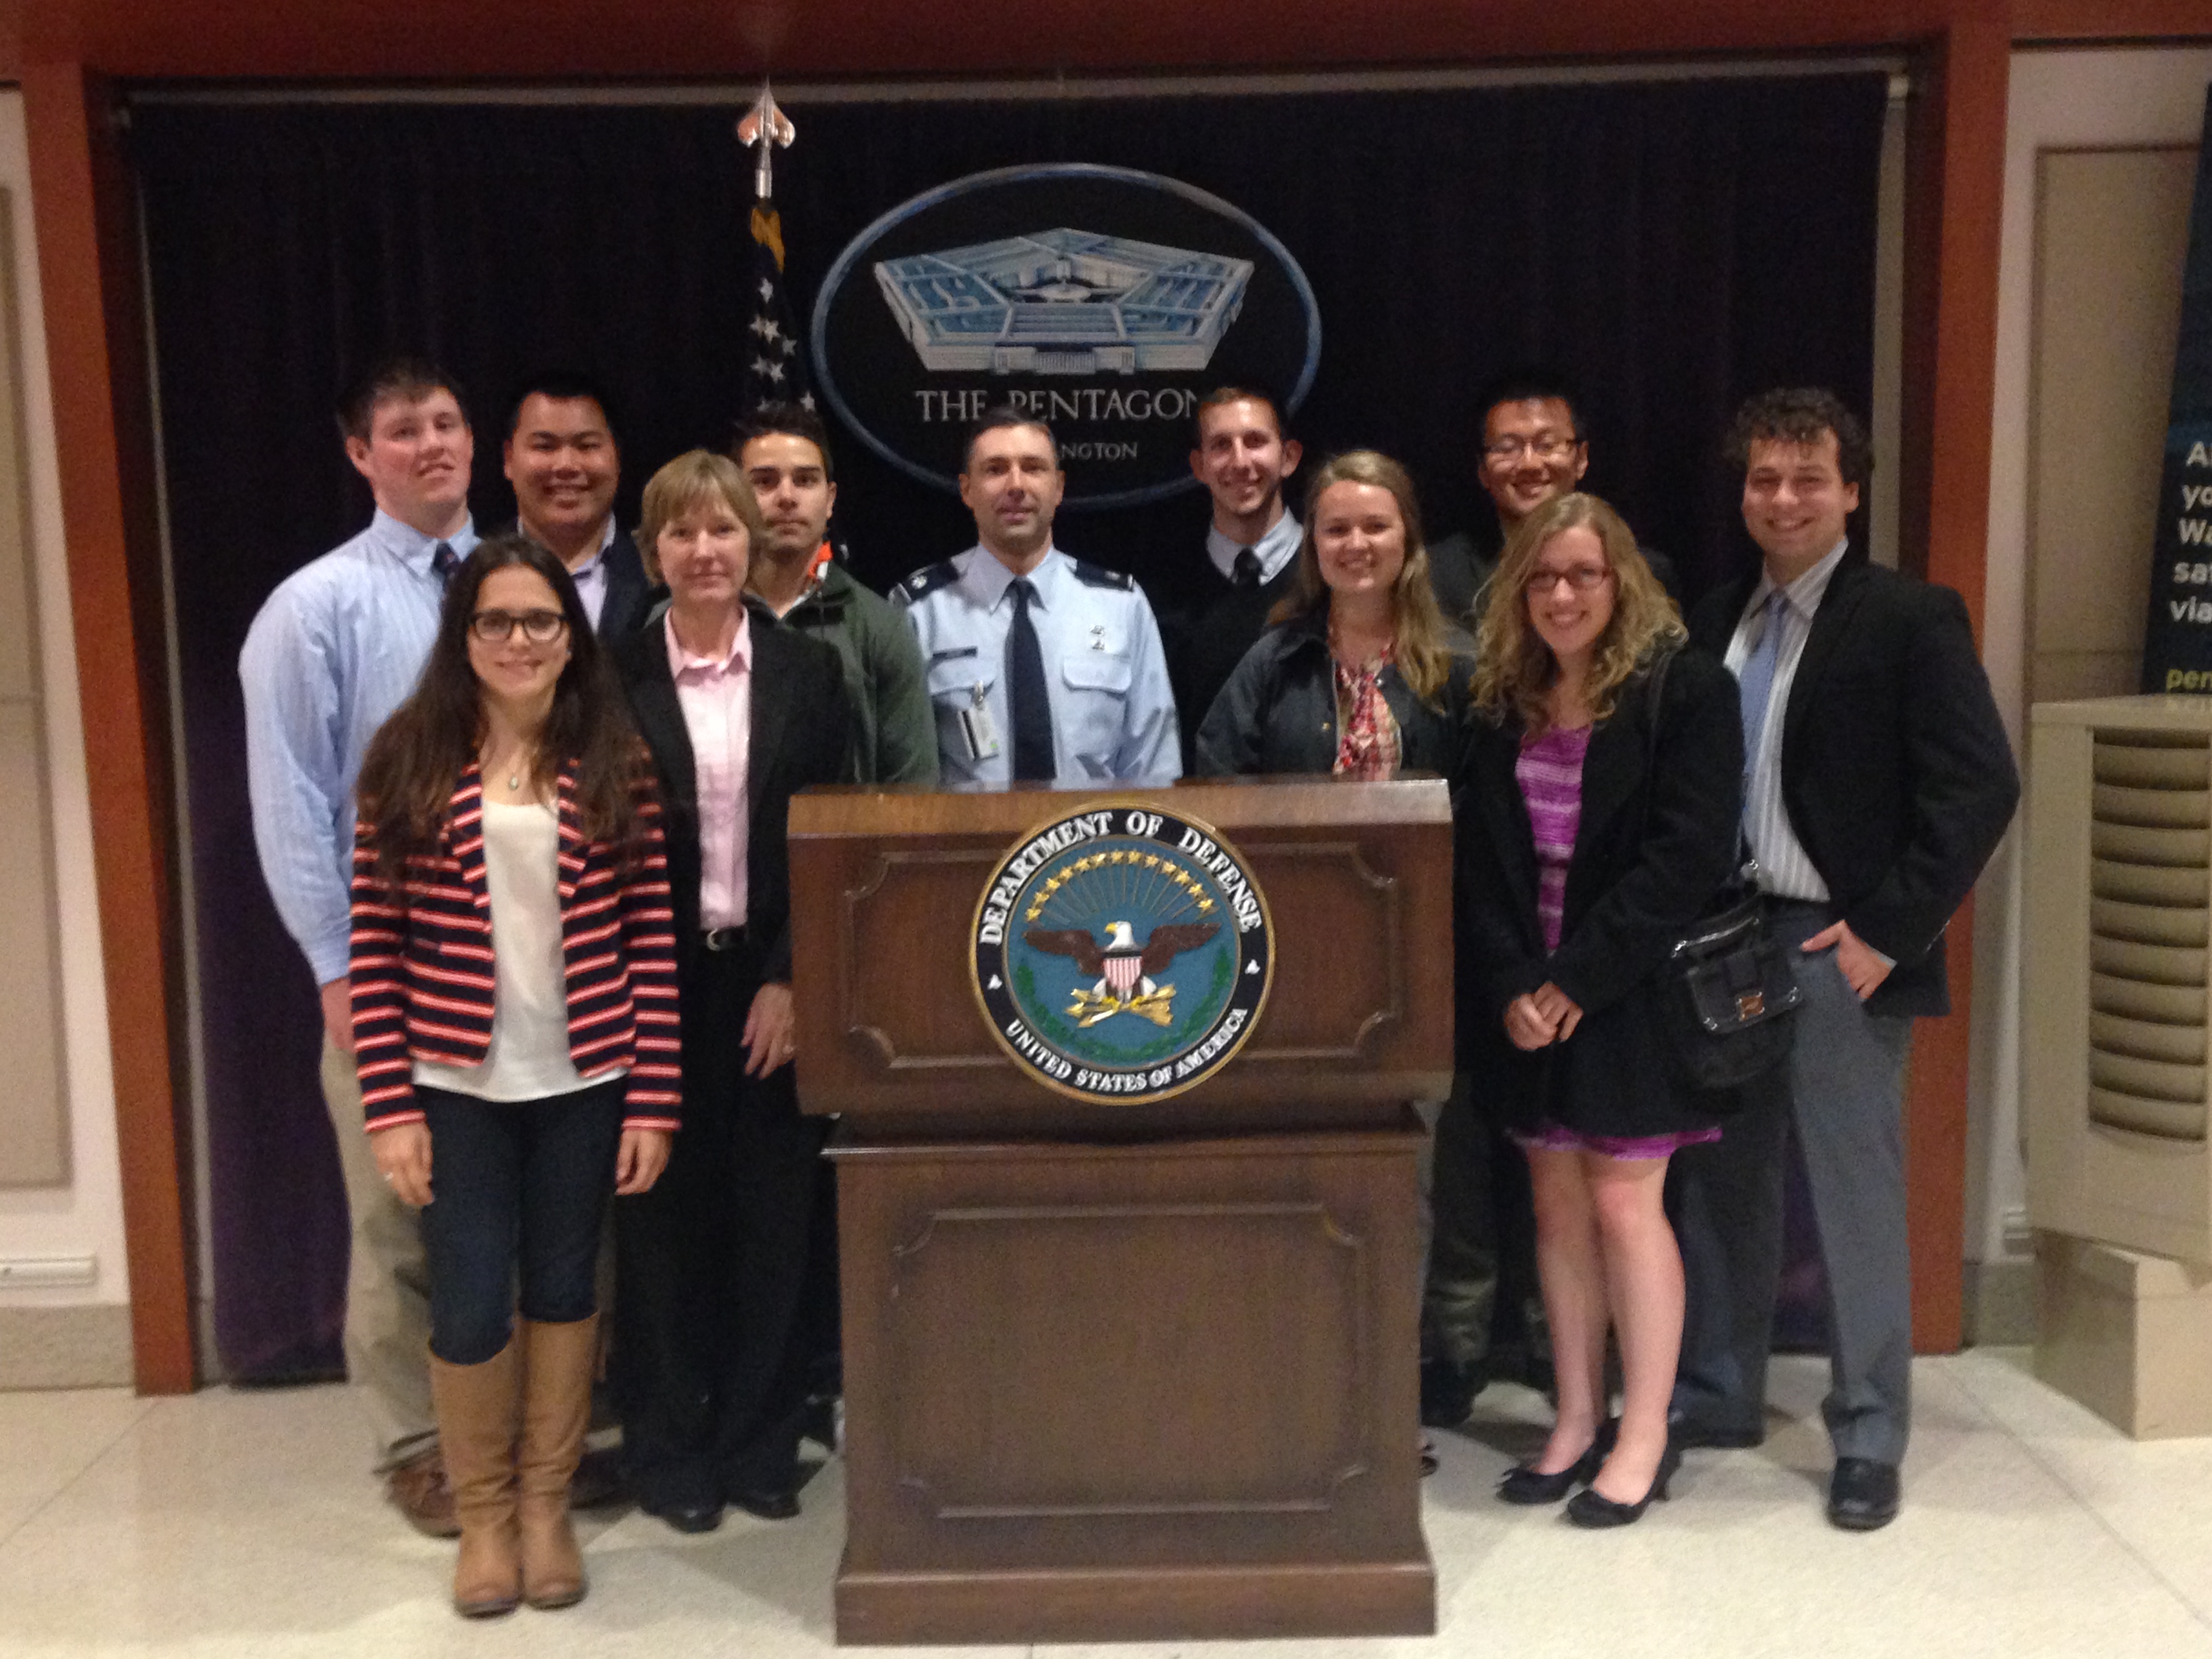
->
[1456, 492, 1743, 1526]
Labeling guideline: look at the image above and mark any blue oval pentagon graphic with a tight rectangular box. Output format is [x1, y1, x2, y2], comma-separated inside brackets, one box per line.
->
[972, 803, 1274, 1103]
[813, 164, 1322, 510]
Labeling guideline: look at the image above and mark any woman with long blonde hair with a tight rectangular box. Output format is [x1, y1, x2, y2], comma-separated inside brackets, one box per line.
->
[1194, 449, 1475, 777]
[1456, 491, 1742, 1526]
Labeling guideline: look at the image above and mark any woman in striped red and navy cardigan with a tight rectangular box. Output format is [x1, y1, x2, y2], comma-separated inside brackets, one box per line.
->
[351, 535, 678, 1620]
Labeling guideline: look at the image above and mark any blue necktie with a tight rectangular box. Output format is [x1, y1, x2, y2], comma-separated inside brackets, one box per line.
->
[1007, 578, 1054, 781]
[1737, 589, 1790, 775]
[432, 541, 460, 588]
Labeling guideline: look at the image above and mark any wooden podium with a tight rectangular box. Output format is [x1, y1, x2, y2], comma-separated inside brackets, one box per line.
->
[788, 778, 1450, 1645]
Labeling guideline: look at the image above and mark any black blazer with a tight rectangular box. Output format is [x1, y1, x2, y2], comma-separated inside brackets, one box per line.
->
[611, 599, 851, 984]
[1688, 548, 2020, 1019]
[596, 531, 653, 638]
[1193, 611, 1477, 778]
[1456, 649, 1743, 1139]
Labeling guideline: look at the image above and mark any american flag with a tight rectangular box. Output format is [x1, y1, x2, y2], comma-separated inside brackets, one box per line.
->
[741, 196, 814, 417]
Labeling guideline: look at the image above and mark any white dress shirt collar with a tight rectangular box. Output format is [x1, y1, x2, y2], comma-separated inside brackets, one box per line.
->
[1205, 508, 1300, 586]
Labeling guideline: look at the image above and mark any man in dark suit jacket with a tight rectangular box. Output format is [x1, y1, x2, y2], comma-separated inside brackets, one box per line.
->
[504, 370, 651, 637]
[1668, 388, 2019, 1532]
[609, 570, 852, 1532]
[1159, 387, 1305, 763]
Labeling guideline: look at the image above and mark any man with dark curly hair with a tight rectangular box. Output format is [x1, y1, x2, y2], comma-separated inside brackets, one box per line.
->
[1667, 388, 2018, 1532]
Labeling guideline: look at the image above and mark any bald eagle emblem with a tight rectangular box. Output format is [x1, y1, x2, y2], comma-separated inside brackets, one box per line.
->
[972, 804, 1274, 1104]
[1025, 920, 1220, 1027]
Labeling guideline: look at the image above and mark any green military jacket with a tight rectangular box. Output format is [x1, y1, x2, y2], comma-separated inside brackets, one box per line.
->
[775, 557, 939, 786]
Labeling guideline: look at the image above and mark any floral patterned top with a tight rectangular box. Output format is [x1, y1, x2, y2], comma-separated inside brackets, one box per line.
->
[1332, 647, 1403, 780]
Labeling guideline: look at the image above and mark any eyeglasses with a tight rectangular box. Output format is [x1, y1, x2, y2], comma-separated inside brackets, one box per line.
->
[469, 608, 568, 644]
[1484, 435, 1580, 464]
[1523, 565, 1613, 595]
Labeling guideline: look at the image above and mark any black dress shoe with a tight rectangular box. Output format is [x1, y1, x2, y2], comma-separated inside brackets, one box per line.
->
[1498, 1418, 1618, 1506]
[727, 1483, 800, 1521]
[642, 1496, 723, 1534]
[1826, 1457, 1900, 1531]
[1668, 1414, 1765, 1452]
[1419, 1357, 1486, 1429]
[1565, 1435, 1681, 1529]
[570, 1443, 628, 1510]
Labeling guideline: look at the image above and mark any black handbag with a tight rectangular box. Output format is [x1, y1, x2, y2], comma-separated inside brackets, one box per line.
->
[1637, 652, 1801, 1090]
[1660, 870, 1801, 1089]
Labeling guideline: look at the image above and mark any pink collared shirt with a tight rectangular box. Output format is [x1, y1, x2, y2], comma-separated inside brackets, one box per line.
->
[665, 608, 752, 930]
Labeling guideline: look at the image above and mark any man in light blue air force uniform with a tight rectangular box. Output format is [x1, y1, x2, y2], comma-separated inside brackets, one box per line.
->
[892, 409, 1181, 786]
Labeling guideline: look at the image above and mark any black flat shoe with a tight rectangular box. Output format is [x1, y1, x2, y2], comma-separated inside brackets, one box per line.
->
[727, 1483, 800, 1521]
[642, 1496, 723, 1534]
[1826, 1457, 1900, 1531]
[1565, 1436, 1681, 1529]
[1497, 1418, 1618, 1506]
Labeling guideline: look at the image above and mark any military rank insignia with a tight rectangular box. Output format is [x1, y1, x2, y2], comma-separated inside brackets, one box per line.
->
[972, 803, 1274, 1102]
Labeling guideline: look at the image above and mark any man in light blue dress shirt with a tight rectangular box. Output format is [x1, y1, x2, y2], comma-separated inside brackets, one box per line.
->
[238, 356, 477, 1536]
[892, 410, 1180, 785]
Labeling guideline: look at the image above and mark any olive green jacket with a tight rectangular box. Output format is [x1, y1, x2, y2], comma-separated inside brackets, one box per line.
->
[776, 558, 939, 786]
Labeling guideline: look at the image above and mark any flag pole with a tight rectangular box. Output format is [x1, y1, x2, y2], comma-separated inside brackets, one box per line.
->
[735, 83, 814, 417]
[737, 84, 794, 203]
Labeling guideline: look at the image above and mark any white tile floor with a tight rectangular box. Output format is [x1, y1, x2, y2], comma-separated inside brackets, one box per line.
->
[0, 1351, 2207, 1658]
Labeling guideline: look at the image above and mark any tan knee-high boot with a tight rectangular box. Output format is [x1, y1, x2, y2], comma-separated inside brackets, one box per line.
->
[516, 1315, 597, 1610]
[428, 1341, 522, 1618]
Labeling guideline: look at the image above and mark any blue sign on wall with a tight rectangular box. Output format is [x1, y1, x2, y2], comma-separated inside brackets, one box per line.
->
[811, 164, 1322, 510]
[2142, 85, 2212, 693]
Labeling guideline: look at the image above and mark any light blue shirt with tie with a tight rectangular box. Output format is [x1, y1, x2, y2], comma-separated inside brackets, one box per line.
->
[1724, 536, 1849, 905]
[239, 509, 479, 985]
[892, 544, 1182, 787]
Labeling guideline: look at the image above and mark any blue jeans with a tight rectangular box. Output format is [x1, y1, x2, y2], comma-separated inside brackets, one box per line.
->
[416, 1079, 626, 1366]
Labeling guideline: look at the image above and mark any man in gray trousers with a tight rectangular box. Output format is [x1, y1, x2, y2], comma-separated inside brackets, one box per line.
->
[1672, 388, 2018, 1531]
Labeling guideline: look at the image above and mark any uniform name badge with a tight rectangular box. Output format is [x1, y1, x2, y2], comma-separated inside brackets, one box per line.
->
[960, 682, 1002, 762]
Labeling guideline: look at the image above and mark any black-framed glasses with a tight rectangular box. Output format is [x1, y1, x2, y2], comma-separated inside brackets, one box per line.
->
[1524, 565, 1613, 595]
[469, 608, 568, 644]
[1484, 435, 1580, 464]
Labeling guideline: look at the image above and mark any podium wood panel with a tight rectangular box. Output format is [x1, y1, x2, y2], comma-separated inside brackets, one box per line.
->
[794, 779, 1445, 1643]
[790, 779, 1454, 1134]
[830, 1126, 1433, 1645]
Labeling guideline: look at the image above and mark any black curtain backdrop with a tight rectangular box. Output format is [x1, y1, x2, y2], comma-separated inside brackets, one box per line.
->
[136, 75, 1883, 1380]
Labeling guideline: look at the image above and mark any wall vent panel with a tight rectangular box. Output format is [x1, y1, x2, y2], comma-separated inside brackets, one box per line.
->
[2029, 700, 2212, 1264]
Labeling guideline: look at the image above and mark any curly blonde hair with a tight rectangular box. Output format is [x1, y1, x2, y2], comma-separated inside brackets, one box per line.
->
[1267, 450, 1455, 704]
[1472, 491, 1683, 732]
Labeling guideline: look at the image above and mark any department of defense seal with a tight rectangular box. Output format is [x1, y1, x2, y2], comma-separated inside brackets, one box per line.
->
[972, 803, 1273, 1103]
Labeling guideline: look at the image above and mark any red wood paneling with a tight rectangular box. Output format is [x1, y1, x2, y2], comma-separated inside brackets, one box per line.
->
[20, 62, 194, 1393]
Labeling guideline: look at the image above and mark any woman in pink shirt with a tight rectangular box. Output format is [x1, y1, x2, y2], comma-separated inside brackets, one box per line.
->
[608, 451, 853, 1534]
[1456, 493, 1743, 1527]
